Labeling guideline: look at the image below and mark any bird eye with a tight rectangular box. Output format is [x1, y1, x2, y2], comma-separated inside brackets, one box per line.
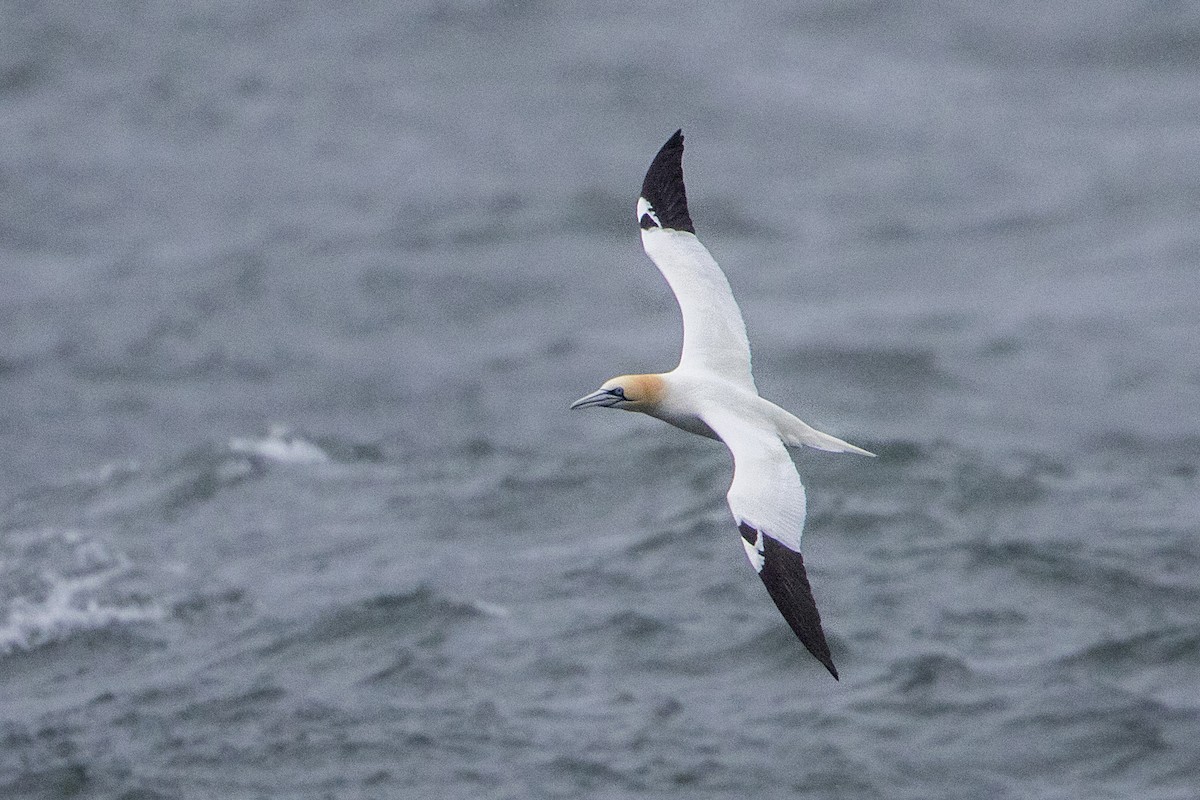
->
[611, 387, 626, 399]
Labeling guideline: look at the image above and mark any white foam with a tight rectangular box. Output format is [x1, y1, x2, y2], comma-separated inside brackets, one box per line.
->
[77, 459, 141, 485]
[228, 425, 330, 464]
[471, 600, 512, 618]
[0, 570, 166, 655]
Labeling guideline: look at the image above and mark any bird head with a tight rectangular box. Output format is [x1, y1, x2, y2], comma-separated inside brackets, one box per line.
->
[570, 374, 664, 413]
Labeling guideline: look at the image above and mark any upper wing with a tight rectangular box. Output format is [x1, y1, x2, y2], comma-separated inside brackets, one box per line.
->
[702, 407, 839, 679]
[638, 131, 755, 389]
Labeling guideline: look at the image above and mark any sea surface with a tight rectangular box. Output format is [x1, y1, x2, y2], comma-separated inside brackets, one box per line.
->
[2, 1, 1199, 798]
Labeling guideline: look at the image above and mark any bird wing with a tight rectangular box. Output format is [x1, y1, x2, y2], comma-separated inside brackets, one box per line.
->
[701, 406, 839, 679]
[638, 131, 756, 389]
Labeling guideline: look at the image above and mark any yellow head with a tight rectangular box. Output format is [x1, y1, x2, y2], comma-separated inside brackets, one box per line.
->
[570, 374, 665, 413]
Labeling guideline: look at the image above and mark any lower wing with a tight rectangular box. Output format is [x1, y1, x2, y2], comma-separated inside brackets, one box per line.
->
[703, 408, 839, 679]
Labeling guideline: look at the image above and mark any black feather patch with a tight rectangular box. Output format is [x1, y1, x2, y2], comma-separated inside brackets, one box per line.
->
[640, 129, 695, 234]
[740, 522, 839, 680]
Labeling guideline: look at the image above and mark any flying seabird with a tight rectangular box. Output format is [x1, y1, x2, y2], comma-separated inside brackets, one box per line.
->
[572, 130, 874, 679]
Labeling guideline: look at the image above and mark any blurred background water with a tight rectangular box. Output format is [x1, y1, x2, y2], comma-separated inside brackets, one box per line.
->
[2, 1, 1199, 798]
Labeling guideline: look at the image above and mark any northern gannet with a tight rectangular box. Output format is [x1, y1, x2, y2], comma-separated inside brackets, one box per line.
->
[572, 130, 874, 679]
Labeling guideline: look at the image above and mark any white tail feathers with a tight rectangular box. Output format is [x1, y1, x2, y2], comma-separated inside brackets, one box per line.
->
[786, 423, 875, 456]
[766, 402, 876, 456]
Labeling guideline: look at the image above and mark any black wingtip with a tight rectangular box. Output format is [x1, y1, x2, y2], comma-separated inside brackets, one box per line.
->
[639, 129, 695, 234]
[743, 524, 839, 680]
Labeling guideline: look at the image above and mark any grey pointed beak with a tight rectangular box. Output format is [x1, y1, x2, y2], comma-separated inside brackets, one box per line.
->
[570, 388, 619, 410]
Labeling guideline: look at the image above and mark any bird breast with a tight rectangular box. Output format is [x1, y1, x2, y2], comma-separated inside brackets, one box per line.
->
[649, 370, 764, 441]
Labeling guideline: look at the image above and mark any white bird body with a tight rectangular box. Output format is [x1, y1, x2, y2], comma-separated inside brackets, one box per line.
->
[573, 131, 874, 679]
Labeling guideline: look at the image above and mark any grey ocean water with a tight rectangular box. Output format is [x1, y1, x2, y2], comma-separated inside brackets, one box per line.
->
[3, 1, 1199, 797]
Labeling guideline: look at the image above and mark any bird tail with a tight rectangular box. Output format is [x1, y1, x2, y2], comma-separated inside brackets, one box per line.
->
[765, 402, 875, 456]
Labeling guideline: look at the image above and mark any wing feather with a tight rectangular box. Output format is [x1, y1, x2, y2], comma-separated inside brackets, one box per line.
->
[704, 409, 838, 679]
[638, 131, 755, 387]
[640, 228, 755, 387]
[703, 410, 806, 548]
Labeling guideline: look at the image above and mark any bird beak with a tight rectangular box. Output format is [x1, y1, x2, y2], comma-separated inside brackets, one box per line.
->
[570, 389, 619, 410]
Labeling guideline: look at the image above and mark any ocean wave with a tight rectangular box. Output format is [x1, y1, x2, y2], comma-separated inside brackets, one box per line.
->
[968, 539, 1200, 607]
[178, 685, 288, 725]
[1083, 431, 1200, 468]
[779, 345, 956, 391]
[294, 586, 497, 652]
[949, 457, 1049, 508]
[171, 587, 251, 622]
[0, 569, 165, 656]
[0, 523, 165, 657]
[884, 652, 976, 693]
[361, 646, 445, 688]
[228, 426, 332, 464]
[1059, 622, 1200, 674]
[228, 425, 384, 465]
[281, 588, 515, 690]
[536, 755, 641, 794]
[992, 682, 1182, 782]
[622, 526, 696, 558]
[3, 426, 383, 529]
[697, 623, 848, 677]
[593, 610, 679, 642]
[867, 438, 928, 464]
